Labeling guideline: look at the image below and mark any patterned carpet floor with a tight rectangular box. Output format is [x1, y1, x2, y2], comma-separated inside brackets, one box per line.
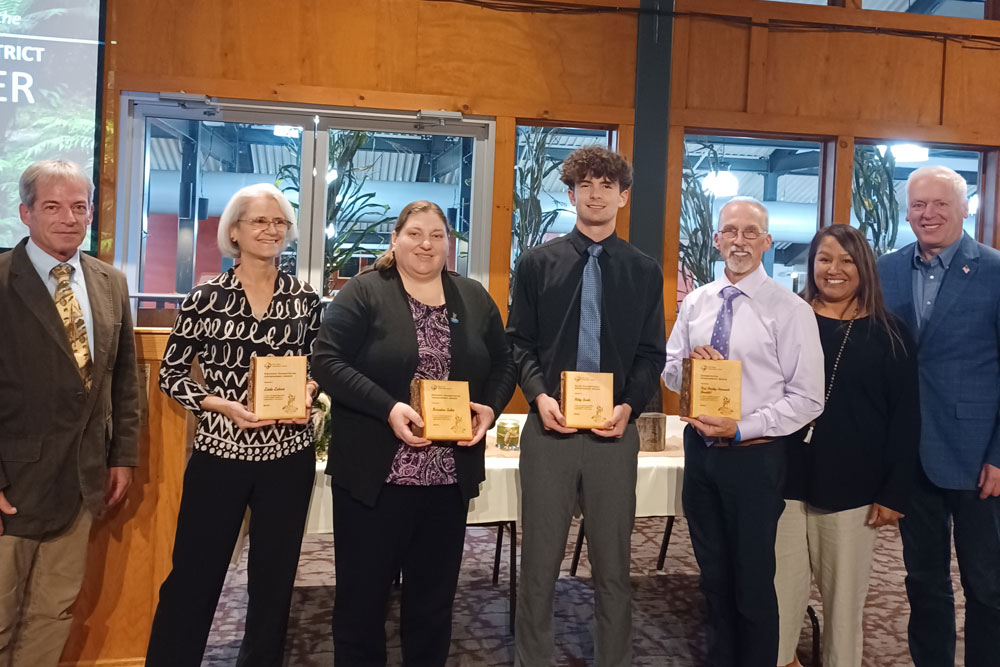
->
[203, 517, 965, 666]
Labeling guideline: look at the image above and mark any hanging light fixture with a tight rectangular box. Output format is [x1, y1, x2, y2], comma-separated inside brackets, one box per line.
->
[875, 143, 929, 162]
[702, 170, 739, 198]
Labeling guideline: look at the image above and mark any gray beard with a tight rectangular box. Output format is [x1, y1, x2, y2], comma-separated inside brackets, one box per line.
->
[724, 252, 756, 276]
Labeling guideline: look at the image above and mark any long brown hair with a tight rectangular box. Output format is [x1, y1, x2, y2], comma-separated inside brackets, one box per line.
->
[804, 224, 904, 355]
[372, 200, 451, 272]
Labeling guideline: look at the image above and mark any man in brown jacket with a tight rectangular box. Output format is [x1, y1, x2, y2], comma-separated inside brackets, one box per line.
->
[0, 160, 140, 667]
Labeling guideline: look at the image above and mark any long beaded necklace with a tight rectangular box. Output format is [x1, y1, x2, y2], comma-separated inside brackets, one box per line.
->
[803, 301, 858, 444]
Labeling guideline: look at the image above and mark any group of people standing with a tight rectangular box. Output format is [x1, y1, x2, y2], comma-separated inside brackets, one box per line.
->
[665, 165, 1000, 667]
[141, 146, 665, 667]
[0, 149, 996, 667]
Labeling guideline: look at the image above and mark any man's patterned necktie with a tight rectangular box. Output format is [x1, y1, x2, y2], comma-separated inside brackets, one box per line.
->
[51, 263, 92, 390]
[576, 244, 603, 372]
[710, 285, 743, 360]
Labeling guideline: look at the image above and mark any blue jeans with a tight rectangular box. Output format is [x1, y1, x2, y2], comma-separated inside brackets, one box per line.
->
[901, 466, 1000, 667]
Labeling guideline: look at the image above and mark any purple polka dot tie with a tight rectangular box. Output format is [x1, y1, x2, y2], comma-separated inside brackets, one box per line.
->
[710, 286, 742, 360]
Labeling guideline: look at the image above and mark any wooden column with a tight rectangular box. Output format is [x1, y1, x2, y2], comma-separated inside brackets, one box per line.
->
[616, 123, 636, 241]
[820, 135, 855, 226]
[987, 0, 1000, 21]
[487, 117, 516, 319]
[661, 124, 685, 416]
[978, 149, 1000, 249]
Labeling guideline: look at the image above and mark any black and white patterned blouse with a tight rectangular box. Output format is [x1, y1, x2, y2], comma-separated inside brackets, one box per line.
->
[159, 268, 322, 461]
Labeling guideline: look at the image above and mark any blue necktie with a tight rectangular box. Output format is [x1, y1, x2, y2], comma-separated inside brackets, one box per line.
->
[710, 285, 742, 360]
[576, 244, 603, 372]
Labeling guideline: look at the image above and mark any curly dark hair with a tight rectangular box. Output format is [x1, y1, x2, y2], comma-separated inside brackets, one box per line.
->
[559, 146, 633, 191]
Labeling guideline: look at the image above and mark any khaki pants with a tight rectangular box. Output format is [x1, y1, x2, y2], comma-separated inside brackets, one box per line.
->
[774, 500, 877, 667]
[0, 508, 93, 667]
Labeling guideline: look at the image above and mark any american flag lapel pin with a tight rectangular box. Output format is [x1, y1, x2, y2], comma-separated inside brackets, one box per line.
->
[962, 265, 971, 274]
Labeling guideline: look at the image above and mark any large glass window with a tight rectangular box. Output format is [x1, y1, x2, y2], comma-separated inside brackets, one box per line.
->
[319, 129, 475, 295]
[679, 136, 822, 307]
[851, 142, 981, 256]
[510, 125, 611, 291]
[862, 0, 985, 19]
[138, 118, 302, 306]
[115, 96, 493, 324]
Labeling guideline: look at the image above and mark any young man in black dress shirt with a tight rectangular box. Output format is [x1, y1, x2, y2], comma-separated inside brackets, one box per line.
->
[507, 147, 665, 667]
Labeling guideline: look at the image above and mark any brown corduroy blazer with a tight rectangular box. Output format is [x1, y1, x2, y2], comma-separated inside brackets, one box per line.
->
[0, 238, 140, 537]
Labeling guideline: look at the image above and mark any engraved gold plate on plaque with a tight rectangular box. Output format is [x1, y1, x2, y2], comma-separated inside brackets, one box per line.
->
[410, 379, 474, 441]
[560, 371, 614, 429]
[679, 358, 742, 420]
[247, 356, 308, 420]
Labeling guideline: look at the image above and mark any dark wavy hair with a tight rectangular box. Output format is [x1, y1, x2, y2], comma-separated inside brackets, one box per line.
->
[560, 146, 633, 191]
[804, 224, 904, 355]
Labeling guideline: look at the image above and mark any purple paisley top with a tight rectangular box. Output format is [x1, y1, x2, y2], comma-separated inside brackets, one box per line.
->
[385, 294, 458, 486]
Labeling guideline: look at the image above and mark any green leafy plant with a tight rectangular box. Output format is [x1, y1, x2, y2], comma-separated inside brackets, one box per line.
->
[323, 132, 394, 283]
[510, 126, 567, 290]
[679, 144, 722, 289]
[276, 130, 395, 294]
[852, 145, 899, 257]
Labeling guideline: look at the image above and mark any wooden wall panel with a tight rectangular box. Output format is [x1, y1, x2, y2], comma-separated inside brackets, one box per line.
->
[764, 31, 942, 125]
[108, 0, 636, 114]
[61, 331, 187, 666]
[101, 0, 638, 262]
[673, 0, 1000, 139]
[959, 46, 1000, 130]
[684, 17, 749, 113]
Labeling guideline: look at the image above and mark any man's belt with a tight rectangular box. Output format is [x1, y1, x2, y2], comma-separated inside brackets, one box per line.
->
[712, 436, 775, 448]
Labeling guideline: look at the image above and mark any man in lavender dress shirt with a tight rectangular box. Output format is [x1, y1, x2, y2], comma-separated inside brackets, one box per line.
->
[663, 197, 824, 667]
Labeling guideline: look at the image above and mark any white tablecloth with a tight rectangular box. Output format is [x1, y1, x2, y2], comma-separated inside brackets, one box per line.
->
[305, 414, 686, 533]
[466, 451, 684, 524]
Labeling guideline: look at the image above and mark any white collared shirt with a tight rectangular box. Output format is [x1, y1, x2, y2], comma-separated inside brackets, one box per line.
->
[663, 264, 825, 441]
[25, 238, 95, 357]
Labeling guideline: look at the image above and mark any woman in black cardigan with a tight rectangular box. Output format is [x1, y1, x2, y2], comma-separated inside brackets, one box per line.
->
[775, 224, 919, 667]
[312, 200, 516, 667]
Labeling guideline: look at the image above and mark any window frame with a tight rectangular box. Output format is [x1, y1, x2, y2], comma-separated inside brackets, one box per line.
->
[114, 92, 495, 311]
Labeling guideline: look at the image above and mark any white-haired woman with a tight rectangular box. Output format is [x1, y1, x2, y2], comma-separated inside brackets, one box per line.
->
[146, 183, 322, 667]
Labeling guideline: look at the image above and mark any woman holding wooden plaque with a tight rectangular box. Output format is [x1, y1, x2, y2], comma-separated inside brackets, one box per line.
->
[146, 184, 322, 667]
[312, 200, 516, 666]
[775, 224, 919, 667]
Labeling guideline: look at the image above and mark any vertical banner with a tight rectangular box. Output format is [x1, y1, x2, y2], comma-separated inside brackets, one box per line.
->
[0, 0, 102, 249]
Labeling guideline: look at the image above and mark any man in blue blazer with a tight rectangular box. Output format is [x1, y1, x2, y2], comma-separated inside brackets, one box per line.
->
[877, 165, 1000, 667]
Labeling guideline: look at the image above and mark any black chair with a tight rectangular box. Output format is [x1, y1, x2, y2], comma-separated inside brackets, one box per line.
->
[568, 516, 677, 576]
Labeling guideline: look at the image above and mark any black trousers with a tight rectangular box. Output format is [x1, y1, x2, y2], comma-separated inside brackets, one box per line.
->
[681, 427, 787, 667]
[332, 483, 469, 667]
[901, 466, 1000, 667]
[145, 447, 315, 667]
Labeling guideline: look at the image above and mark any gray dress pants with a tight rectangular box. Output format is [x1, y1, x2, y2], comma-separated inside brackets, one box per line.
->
[514, 412, 639, 667]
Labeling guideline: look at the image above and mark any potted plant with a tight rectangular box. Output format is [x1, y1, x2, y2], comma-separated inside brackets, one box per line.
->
[276, 130, 395, 295]
[510, 126, 566, 295]
[678, 143, 722, 298]
[852, 145, 899, 257]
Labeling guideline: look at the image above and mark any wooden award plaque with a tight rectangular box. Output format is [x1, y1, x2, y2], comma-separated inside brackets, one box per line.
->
[409, 379, 474, 441]
[247, 356, 308, 420]
[679, 358, 742, 420]
[560, 371, 614, 429]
